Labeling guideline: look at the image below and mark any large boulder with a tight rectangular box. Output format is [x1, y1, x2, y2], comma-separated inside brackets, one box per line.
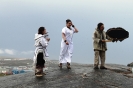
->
[127, 62, 133, 67]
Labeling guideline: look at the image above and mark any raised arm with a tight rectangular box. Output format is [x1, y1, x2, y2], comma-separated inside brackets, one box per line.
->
[40, 37, 48, 48]
[72, 24, 78, 33]
[73, 26, 78, 33]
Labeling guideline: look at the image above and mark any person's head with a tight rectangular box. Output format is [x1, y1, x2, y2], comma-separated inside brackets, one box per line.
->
[38, 27, 46, 35]
[97, 22, 104, 31]
[66, 19, 72, 28]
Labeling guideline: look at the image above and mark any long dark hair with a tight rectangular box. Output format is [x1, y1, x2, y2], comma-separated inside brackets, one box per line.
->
[38, 27, 45, 35]
[97, 22, 103, 29]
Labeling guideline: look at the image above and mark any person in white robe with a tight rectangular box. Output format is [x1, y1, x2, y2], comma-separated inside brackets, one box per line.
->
[59, 19, 78, 69]
[33, 27, 50, 75]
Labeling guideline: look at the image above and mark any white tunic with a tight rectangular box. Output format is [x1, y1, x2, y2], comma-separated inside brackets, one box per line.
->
[33, 34, 49, 68]
[59, 27, 75, 64]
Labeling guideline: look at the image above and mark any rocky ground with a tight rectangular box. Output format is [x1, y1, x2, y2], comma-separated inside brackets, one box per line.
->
[0, 60, 133, 88]
[127, 62, 133, 67]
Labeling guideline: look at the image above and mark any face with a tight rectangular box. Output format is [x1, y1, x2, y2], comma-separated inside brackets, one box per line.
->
[43, 29, 47, 34]
[66, 22, 72, 28]
[100, 25, 104, 31]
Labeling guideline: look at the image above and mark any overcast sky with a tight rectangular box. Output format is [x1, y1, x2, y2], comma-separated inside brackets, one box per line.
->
[0, 0, 133, 65]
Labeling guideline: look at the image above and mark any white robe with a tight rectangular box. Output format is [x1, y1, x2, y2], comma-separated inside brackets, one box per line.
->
[33, 34, 49, 68]
[59, 27, 75, 64]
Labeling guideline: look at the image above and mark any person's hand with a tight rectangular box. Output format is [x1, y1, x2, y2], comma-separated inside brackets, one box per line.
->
[65, 41, 69, 45]
[101, 40, 105, 42]
[112, 38, 118, 42]
[46, 38, 50, 41]
[71, 23, 75, 28]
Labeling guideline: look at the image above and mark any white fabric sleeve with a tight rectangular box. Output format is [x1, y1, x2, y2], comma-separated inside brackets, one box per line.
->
[92, 32, 100, 43]
[40, 37, 48, 48]
[72, 28, 76, 33]
[62, 27, 66, 34]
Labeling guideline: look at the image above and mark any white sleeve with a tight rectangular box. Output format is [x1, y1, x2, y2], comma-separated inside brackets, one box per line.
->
[92, 31, 100, 43]
[72, 28, 75, 33]
[62, 27, 66, 34]
[40, 37, 48, 48]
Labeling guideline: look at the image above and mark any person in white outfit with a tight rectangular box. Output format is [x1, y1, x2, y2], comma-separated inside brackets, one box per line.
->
[33, 27, 50, 76]
[59, 19, 78, 69]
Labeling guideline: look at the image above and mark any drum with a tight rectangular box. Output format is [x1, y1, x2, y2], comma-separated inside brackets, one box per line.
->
[106, 27, 129, 42]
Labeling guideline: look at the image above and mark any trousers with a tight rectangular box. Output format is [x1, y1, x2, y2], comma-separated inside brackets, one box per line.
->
[94, 50, 106, 67]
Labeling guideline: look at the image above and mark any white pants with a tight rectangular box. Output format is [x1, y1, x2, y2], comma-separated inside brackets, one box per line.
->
[59, 42, 73, 64]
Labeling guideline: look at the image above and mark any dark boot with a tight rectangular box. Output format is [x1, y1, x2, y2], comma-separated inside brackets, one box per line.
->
[58, 63, 62, 69]
[100, 66, 107, 69]
[67, 62, 71, 69]
[35, 68, 42, 76]
[94, 64, 99, 69]
[94, 66, 99, 69]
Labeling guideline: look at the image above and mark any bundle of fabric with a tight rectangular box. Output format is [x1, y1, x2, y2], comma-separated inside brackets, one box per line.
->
[106, 27, 129, 42]
[44, 32, 49, 39]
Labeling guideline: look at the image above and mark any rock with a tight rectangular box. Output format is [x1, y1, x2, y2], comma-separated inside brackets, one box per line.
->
[127, 62, 133, 67]
[0, 61, 133, 88]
